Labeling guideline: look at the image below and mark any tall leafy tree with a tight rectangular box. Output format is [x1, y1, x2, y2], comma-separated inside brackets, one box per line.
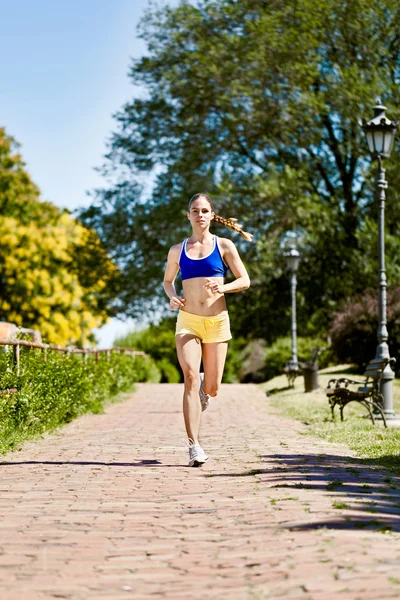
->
[80, 0, 400, 340]
[0, 128, 120, 345]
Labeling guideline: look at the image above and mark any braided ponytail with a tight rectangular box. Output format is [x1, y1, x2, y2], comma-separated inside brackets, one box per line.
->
[212, 214, 253, 242]
[188, 193, 253, 242]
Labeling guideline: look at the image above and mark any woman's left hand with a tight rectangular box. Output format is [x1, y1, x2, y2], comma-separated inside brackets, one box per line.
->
[204, 278, 225, 294]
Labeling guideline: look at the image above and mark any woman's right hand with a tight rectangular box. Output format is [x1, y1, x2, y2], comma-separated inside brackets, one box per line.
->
[170, 296, 186, 310]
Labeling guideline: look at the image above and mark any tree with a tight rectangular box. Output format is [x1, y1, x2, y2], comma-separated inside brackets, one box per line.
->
[80, 0, 400, 341]
[0, 128, 120, 345]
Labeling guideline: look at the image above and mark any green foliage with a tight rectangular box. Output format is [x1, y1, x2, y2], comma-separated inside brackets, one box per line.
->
[80, 0, 400, 344]
[262, 336, 329, 382]
[130, 354, 161, 383]
[157, 358, 180, 383]
[223, 337, 247, 383]
[115, 317, 179, 382]
[0, 347, 154, 454]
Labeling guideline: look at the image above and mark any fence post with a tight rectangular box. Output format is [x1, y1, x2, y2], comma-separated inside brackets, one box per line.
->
[13, 343, 20, 376]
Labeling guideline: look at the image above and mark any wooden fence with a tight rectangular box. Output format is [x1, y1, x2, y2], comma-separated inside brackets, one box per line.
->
[0, 338, 146, 378]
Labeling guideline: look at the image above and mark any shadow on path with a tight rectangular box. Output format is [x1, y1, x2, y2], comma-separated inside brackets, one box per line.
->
[0, 459, 166, 467]
[265, 386, 293, 396]
[207, 452, 400, 532]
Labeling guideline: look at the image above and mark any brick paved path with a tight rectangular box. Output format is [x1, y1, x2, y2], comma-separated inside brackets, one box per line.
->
[1, 384, 400, 600]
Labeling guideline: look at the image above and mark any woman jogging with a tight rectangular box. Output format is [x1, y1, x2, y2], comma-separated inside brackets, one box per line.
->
[163, 193, 252, 467]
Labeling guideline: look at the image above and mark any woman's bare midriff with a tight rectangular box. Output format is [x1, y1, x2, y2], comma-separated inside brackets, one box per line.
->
[182, 277, 227, 316]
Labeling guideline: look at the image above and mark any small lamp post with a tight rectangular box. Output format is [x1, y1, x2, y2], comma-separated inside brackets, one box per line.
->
[285, 245, 301, 370]
[362, 100, 397, 418]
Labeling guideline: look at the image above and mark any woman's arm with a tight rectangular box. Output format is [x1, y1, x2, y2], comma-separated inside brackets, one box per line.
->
[163, 245, 186, 310]
[204, 238, 250, 294]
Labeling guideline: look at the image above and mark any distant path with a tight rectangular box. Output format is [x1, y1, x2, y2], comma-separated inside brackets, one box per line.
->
[1, 383, 400, 599]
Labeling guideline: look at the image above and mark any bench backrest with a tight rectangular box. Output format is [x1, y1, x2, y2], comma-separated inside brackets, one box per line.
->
[363, 357, 394, 382]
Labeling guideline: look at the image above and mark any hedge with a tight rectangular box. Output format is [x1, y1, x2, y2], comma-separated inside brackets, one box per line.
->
[0, 346, 158, 453]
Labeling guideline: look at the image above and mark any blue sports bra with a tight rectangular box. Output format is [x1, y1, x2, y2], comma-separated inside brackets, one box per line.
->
[179, 236, 228, 281]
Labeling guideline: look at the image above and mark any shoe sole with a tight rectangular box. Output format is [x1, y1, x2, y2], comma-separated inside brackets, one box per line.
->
[200, 390, 210, 411]
[189, 455, 208, 467]
[189, 460, 205, 467]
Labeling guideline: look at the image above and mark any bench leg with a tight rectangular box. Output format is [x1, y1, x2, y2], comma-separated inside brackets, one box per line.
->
[286, 374, 295, 388]
[370, 401, 387, 428]
[360, 400, 376, 425]
[336, 398, 387, 428]
[329, 399, 336, 420]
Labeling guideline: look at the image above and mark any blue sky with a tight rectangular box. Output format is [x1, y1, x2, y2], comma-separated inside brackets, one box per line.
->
[0, 0, 177, 346]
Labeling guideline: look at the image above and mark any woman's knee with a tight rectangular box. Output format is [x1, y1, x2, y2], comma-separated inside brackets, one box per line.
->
[183, 369, 200, 389]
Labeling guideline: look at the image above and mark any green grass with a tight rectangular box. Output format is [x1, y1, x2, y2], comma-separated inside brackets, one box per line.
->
[260, 365, 400, 475]
[332, 500, 350, 509]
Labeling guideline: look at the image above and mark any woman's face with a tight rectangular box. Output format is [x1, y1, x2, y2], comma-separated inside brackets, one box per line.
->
[187, 197, 214, 229]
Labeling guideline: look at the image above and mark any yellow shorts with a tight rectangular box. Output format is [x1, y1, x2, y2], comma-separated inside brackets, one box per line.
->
[175, 310, 232, 344]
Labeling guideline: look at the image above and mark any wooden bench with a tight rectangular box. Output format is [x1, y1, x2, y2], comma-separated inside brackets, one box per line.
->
[326, 357, 396, 428]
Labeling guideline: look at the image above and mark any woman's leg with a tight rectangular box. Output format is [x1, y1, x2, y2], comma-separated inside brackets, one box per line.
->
[201, 342, 229, 397]
[176, 334, 202, 443]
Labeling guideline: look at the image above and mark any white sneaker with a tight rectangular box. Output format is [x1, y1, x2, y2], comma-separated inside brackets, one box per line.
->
[199, 372, 210, 411]
[188, 442, 208, 467]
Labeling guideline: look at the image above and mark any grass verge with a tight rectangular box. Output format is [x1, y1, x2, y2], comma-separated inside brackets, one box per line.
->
[259, 365, 400, 476]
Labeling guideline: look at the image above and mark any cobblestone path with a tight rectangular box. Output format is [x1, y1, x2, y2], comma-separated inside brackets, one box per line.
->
[1, 383, 400, 600]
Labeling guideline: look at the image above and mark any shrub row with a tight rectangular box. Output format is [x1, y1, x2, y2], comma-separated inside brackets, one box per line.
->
[239, 336, 331, 383]
[0, 347, 157, 454]
[116, 316, 333, 384]
[115, 318, 247, 383]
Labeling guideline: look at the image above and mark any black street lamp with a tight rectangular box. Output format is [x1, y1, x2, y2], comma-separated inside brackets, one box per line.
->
[362, 101, 397, 418]
[285, 245, 300, 370]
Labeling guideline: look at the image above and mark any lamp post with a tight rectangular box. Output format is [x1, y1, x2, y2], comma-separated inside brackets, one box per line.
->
[285, 245, 301, 370]
[362, 100, 397, 418]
